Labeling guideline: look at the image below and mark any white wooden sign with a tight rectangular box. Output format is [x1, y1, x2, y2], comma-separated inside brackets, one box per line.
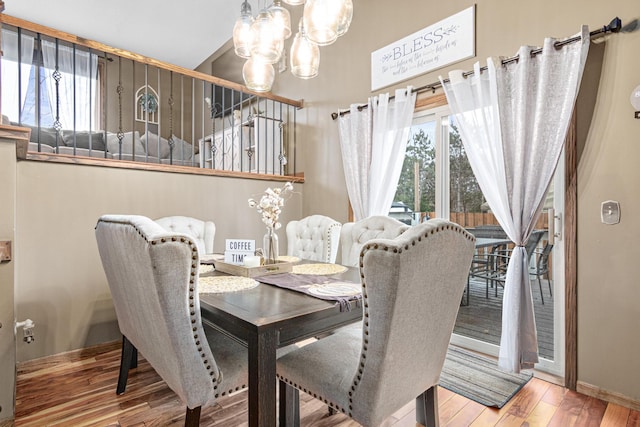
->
[371, 5, 476, 91]
[225, 239, 256, 265]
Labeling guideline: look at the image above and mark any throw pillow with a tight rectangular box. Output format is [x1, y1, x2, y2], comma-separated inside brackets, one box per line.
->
[106, 131, 146, 156]
[141, 131, 171, 159]
[62, 130, 106, 151]
[166, 135, 194, 161]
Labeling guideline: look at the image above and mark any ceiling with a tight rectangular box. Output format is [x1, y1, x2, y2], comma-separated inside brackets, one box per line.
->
[4, 0, 261, 70]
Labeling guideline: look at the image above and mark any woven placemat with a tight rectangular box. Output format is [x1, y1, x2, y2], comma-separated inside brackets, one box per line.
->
[198, 276, 259, 294]
[292, 263, 348, 275]
[199, 264, 215, 275]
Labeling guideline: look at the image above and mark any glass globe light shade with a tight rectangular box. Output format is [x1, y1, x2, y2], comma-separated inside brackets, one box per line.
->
[269, 0, 292, 40]
[233, 1, 255, 58]
[335, 0, 353, 37]
[243, 57, 275, 93]
[303, 0, 343, 46]
[250, 9, 284, 64]
[283, 0, 306, 5]
[290, 21, 320, 79]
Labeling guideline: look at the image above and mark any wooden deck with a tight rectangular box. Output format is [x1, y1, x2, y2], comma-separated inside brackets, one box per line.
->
[455, 277, 554, 360]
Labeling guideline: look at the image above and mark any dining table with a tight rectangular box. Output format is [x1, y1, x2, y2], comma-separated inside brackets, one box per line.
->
[198, 260, 362, 427]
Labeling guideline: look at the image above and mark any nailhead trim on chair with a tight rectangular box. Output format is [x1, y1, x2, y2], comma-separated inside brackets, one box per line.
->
[326, 222, 341, 263]
[276, 374, 349, 415]
[98, 218, 247, 396]
[347, 222, 474, 418]
[148, 236, 226, 390]
[274, 221, 474, 420]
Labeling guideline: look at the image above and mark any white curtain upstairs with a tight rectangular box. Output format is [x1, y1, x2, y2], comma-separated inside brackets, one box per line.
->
[338, 87, 416, 220]
[442, 27, 589, 372]
[42, 41, 98, 131]
[1, 28, 35, 123]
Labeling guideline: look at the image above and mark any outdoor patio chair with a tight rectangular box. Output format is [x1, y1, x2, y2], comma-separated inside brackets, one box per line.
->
[286, 214, 342, 263]
[530, 242, 554, 304]
[155, 215, 216, 256]
[276, 219, 476, 427]
[95, 214, 247, 426]
[340, 215, 410, 267]
[470, 229, 545, 299]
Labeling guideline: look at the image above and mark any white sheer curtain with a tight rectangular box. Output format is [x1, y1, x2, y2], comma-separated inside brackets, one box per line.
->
[338, 86, 416, 220]
[338, 102, 372, 221]
[441, 27, 589, 372]
[369, 88, 416, 215]
[1, 28, 35, 122]
[41, 41, 98, 130]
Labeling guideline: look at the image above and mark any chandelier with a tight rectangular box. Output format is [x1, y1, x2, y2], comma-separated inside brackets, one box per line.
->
[233, 0, 353, 92]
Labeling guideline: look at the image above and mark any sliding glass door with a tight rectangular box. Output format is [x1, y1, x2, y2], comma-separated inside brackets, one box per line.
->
[392, 105, 565, 376]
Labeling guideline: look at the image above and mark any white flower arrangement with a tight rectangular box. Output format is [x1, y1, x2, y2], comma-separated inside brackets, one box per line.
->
[248, 182, 294, 230]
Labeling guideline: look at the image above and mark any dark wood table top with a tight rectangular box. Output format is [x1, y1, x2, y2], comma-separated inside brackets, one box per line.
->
[198, 262, 362, 426]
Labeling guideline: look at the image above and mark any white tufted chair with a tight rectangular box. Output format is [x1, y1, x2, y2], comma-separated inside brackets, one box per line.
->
[155, 215, 216, 256]
[95, 215, 247, 426]
[286, 215, 342, 263]
[340, 215, 410, 267]
[277, 220, 476, 427]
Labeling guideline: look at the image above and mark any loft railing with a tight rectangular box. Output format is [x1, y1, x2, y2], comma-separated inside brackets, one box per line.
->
[0, 14, 303, 178]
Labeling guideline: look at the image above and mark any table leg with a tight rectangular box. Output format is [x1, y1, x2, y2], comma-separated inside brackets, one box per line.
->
[248, 329, 279, 427]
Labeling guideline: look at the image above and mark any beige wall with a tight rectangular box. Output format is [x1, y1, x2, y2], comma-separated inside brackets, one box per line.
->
[0, 133, 18, 422]
[12, 161, 302, 362]
[213, 0, 640, 402]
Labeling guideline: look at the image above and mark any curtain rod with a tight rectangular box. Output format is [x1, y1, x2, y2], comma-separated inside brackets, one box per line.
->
[331, 17, 622, 121]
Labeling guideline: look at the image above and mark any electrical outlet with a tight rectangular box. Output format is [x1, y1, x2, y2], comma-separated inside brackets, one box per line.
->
[0, 241, 11, 261]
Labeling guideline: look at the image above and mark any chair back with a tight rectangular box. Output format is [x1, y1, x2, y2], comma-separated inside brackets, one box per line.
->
[95, 214, 220, 409]
[286, 215, 342, 263]
[351, 219, 475, 423]
[525, 229, 545, 264]
[537, 242, 554, 274]
[155, 215, 216, 255]
[340, 215, 410, 267]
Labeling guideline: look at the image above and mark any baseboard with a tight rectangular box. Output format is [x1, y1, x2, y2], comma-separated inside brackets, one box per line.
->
[577, 381, 640, 411]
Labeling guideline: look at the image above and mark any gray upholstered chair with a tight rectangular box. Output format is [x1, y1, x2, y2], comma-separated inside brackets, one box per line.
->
[285, 214, 342, 263]
[155, 215, 216, 256]
[277, 219, 476, 427]
[95, 214, 247, 426]
[340, 215, 410, 267]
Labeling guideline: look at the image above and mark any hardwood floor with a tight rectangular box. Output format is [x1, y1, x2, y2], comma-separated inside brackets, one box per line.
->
[14, 342, 639, 427]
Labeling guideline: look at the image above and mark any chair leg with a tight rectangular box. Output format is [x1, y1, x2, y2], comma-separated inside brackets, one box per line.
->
[116, 335, 137, 395]
[548, 278, 553, 298]
[537, 276, 545, 305]
[184, 406, 201, 427]
[416, 385, 439, 427]
[278, 380, 300, 427]
[131, 345, 138, 369]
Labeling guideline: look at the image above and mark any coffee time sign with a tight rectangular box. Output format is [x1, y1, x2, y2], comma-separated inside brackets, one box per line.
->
[371, 5, 475, 91]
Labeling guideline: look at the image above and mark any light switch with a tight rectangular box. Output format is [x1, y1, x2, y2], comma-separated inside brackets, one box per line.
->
[601, 200, 620, 225]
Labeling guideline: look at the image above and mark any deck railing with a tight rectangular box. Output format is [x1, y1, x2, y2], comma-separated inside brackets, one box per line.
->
[422, 211, 549, 231]
[0, 14, 303, 179]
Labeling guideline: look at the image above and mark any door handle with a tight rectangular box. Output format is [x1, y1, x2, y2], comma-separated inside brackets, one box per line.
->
[548, 208, 562, 244]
